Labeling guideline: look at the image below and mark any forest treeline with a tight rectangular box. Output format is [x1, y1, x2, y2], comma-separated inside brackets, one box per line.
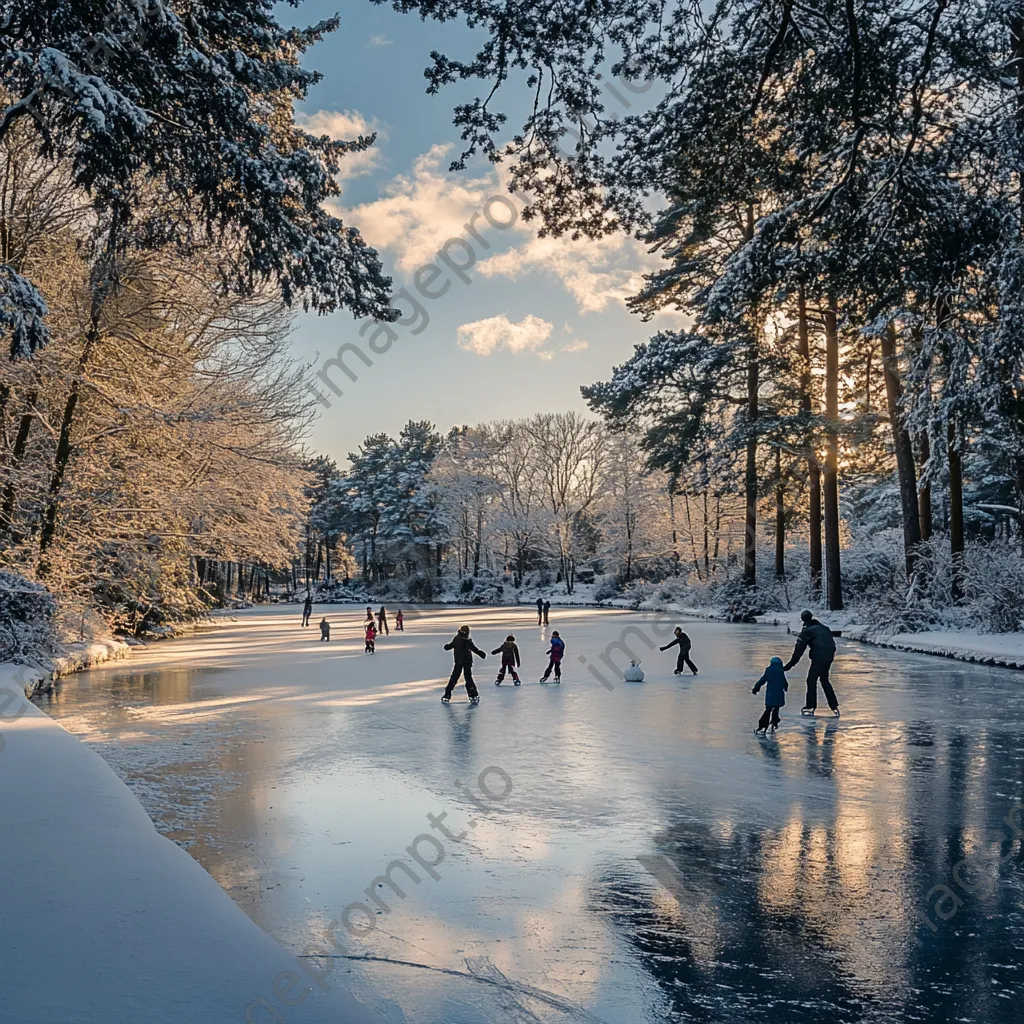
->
[370, 0, 1024, 631]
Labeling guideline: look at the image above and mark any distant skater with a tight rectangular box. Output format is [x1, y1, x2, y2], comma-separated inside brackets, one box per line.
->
[319, 617, 330, 641]
[536, 597, 544, 625]
[442, 625, 486, 704]
[364, 620, 376, 654]
[543, 600, 551, 625]
[301, 593, 312, 627]
[492, 635, 521, 685]
[752, 656, 789, 734]
[540, 630, 564, 682]
[365, 606, 374, 625]
[660, 627, 698, 675]
[377, 605, 389, 636]
[396, 609, 404, 631]
[784, 610, 839, 716]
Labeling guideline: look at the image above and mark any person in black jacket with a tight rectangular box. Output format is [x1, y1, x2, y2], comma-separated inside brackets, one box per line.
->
[783, 610, 840, 716]
[491, 635, 521, 685]
[660, 627, 698, 675]
[442, 625, 486, 704]
[536, 597, 544, 625]
[301, 593, 313, 627]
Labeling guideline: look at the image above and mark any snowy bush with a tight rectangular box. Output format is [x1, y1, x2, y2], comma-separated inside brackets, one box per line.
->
[963, 543, 1024, 633]
[0, 572, 57, 665]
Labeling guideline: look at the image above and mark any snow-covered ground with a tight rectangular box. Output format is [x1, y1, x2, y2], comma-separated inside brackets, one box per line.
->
[0, 662, 397, 1024]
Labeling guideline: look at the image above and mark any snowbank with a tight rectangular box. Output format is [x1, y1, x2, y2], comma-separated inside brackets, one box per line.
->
[840, 624, 1024, 669]
[0, 664, 393, 1024]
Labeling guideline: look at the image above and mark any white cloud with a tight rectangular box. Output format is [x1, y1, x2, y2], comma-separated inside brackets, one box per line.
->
[478, 232, 657, 315]
[457, 314, 553, 356]
[340, 145, 505, 273]
[295, 109, 384, 181]
[561, 338, 589, 353]
[367, 33, 393, 47]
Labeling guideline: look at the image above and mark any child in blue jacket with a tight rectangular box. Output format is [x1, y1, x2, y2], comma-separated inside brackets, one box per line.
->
[752, 656, 789, 734]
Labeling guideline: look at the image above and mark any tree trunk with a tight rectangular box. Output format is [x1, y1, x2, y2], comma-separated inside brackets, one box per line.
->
[880, 322, 922, 577]
[774, 446, 785, 578]
[702, 490, 710, 578]
[919, 430, 933, 542]
[822, 296, 843, 610]
[797, 285, 822, 598]
[39, 330, 99, 565]
[948, 417, 965, 601]
[0, 389, 36, 539]
[744, 339, 758, 588]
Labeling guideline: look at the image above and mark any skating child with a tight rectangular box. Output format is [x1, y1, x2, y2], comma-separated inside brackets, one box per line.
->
[364, 621, 376, 654]
[752, 656, 789, 734]
[491, 635, 521, 685]
[395, 609, 404, 631]
[442, 625, 486, 704]
[540, 631, 564, 682]
[660, 627, 699, 675]
[319, 617, 330, 642]
[377, 605, 389, 635]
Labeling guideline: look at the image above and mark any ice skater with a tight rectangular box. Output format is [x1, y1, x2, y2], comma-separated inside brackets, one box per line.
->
[301, 593, 313, 627]
[364, 620, 376, 654]
[540, 630, 564, 682]
[752, 656, 789, 734]
[536, 597, 544, 625]
[319, 616, 330, 641]
[783, 610, 840, 717]
[377, 605, 389, 636]
[660, 627, 698, 675]
[491, 634, 521, 685]
[543, 600, 551, 625]
[442, 625, 486, 704]
[396, 609, 404, 631]
[365, 606, 374, 626]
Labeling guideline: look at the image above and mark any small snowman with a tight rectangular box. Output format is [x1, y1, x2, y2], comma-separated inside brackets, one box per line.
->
[623, 660, 645, 682]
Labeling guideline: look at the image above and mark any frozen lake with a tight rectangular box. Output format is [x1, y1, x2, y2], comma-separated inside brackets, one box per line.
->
[35, 604, 1024, 1023]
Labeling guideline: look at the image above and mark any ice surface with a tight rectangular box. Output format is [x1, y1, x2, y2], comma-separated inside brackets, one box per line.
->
[25, 605, 1024, 1022]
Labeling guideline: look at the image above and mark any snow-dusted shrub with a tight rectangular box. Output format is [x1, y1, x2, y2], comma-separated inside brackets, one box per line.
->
[0, 571, 56, 665]
[963, 543, 1024, 633]
[592, 576, 620, 602]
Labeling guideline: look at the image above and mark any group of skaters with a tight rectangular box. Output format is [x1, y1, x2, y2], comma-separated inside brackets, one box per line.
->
[441, 626, 565, 704]
[301, 594, 842, 725]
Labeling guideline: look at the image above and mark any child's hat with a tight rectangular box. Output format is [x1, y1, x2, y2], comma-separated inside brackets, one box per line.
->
[459, 624, 470, 635]
[770, 656, 784, 666]
[506, 634, 515, 641]
[551, 630, 560, 637]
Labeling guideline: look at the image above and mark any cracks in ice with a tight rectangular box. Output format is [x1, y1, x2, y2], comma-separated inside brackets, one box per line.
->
[297, 953, 611, 1022]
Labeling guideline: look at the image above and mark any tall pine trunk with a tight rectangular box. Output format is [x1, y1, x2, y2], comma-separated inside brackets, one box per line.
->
[919, 431, 933, 542]
[822, 296, 843, 610]
[880, 323, 922, 577]
[797, 286, 822, 598]
[0, 389, 36, 539]
[948, 417, 965, 601]
[774, 446, 785, 578]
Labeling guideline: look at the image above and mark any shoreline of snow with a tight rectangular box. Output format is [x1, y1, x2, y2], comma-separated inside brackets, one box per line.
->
[0, 663, 396, 1024]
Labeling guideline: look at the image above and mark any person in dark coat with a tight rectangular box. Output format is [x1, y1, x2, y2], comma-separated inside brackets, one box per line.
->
[395, 609, 404, 631]
[319, 616, 330, 641]
[301, 594, 313, 627]
[660, 627, 698, 675]
[543, 600, 551, 625]
[540, 631, 564, 682]
[442, 625, 486, 703]
[365, 606, 374, 625]
[536, 597, 544, 625]
[752, 656, 789, 733]
[783, 610, 839, 716]
[491, 635, 521, 685]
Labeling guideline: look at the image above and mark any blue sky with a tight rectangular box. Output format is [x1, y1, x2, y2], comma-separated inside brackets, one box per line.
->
[280, 1, 678, 463]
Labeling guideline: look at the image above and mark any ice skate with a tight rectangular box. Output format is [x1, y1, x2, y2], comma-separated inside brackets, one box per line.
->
[469, 696, 480, 705]
[801, 707, 815, 716]
[831, 707, 841, 718]
[513, 680, 521, 686]
[441, 695, 450, 704]
[494, 678, 502, 686]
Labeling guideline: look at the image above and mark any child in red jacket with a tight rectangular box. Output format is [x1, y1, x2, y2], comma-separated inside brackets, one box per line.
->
[364, 621, 376, 654]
